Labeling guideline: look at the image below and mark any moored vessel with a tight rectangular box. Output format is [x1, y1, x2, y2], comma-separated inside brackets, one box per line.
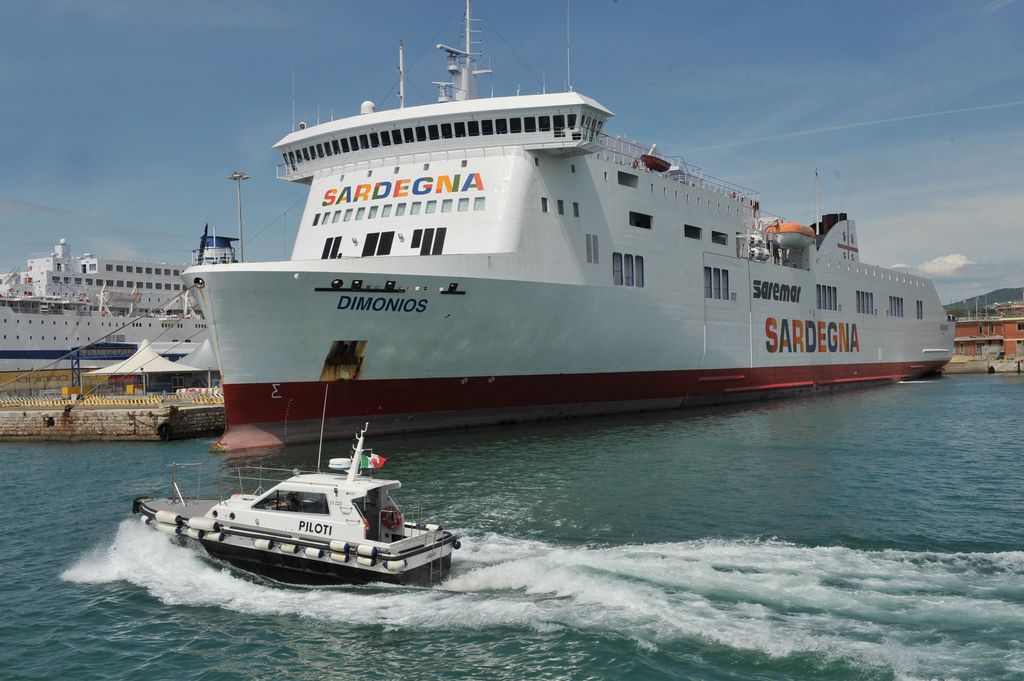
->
[185, 1, 954, 452]
[0, 237, 215, 374]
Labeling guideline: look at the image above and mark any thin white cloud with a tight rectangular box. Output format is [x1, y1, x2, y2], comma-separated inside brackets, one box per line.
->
[915, 254, 975, 277]
[685, 100, 1024, 153]
[982, 0, 1018, 15]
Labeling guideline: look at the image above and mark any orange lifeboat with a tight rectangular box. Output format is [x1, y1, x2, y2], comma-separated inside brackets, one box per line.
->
[640, 154, 671, 173]
[765, 221, 815, 250]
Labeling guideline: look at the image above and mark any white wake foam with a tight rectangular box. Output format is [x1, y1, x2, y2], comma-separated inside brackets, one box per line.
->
[64, 522, 1024, 679]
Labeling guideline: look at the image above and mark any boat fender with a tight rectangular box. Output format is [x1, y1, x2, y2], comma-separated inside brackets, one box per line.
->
[205, 531, 226, 542]
[453, 540, 462, 550]
[425, 523, 441, 532]
[356, 544, 378, 558]
[187, 517, 221, 532]
[185, 528, 202, 540]
[156, 522, 181, 537]
[279, 543, 299, 554]
[155, 510, 183, 526]
[254, 538, 274, 551]
[329, 540, 351, 554]
[384, 560, 406, 573]
[304, 547, 325, 559]
[330, 551, 349, 563]
[356, 556, 375, 567]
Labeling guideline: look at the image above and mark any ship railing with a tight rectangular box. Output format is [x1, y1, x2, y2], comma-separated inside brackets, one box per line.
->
[597, 133, 759, 203]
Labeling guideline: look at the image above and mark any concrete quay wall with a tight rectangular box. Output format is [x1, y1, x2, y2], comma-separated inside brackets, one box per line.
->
[944, 358, 1024, 374]
[0, 404, 225, 442]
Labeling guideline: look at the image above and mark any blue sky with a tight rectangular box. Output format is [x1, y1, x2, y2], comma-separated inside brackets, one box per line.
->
[1, 0, 1021, 303]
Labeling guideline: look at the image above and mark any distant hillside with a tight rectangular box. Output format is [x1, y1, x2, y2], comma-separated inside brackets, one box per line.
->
[945, 287, 1024, 315]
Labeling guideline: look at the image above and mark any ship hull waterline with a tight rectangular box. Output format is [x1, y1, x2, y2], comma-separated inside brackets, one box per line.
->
[215, 361, 945, 451]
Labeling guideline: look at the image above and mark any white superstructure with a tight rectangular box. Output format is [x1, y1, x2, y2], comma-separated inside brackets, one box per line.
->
[185, 3, 954, 451]
[0, 238, 210, 372]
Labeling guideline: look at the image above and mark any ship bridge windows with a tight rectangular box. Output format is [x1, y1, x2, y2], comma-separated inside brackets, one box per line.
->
[496, 119, 509, 134]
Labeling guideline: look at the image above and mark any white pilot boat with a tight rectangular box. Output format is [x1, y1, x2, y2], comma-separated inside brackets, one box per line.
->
[132, 425, 459, 585]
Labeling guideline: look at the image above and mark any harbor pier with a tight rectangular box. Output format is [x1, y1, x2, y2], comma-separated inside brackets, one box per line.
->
[0, 395, 224, 442]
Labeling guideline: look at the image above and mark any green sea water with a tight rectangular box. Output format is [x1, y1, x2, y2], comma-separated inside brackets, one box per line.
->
[3, 374, 1024, 680]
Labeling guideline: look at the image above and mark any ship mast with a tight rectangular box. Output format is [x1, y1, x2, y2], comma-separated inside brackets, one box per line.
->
[433, 0, 490, 102]
[398, 40, 406, 108]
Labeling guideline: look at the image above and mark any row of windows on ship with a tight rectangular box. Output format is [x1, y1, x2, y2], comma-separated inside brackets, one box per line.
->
[46, 276, 183, 291]
[47, 262, 181, 276]
[312, 196, 486, 226]
[703, 269, 925, 319]
[1, 317, 201, 328]
[283, 112, 604, 170]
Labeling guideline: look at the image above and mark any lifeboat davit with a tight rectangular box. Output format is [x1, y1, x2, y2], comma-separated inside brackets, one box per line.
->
[766, 221, 815, 250]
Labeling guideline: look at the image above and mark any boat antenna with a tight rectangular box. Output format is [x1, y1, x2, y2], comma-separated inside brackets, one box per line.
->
[316, 383, 329, 471]
[398, 40, 406, 108]
[347, 422, 369, 482]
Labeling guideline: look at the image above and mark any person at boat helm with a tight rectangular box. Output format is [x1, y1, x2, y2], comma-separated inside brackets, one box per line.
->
[285, 492, 300, 511]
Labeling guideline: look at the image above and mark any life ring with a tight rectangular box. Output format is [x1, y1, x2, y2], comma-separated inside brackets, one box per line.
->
[380, 506, 404, 530]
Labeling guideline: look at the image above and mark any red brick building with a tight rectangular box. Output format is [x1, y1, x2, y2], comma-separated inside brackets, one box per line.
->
[954, 303, 1024, 358]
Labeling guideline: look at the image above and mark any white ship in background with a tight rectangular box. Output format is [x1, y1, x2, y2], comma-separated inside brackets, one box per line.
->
[0, 235, 227, 373]
[186, 1, 954, 451]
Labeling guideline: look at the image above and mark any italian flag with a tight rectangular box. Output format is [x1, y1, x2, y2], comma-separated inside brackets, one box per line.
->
[361, 453, 387, 469]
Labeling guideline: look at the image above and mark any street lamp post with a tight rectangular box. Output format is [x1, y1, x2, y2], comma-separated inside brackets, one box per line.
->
[226, 171, 251, 262]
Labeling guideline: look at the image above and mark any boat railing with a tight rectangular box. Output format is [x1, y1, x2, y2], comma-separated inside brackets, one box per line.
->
[597, 133, 759, 203]
[164, 464, 291, 505]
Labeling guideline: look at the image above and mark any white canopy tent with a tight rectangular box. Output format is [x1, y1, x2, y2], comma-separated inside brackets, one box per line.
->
[86, 339, 201, 391]
[176, 338, 221, 387]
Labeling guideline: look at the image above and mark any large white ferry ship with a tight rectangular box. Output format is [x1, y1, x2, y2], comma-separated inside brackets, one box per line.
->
[186, 3, 954, 451]
[0, 236, 222, 374]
